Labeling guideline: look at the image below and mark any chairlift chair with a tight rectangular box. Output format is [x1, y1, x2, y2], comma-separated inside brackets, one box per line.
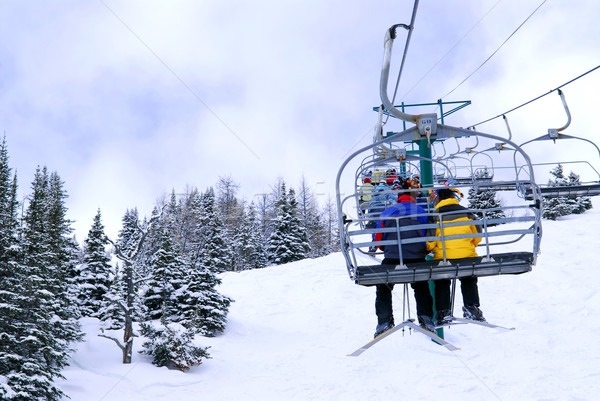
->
[336, 23, 543, 287]
[517, 90, 600, 200]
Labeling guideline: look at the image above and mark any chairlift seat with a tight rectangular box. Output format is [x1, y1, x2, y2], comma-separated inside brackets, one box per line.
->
[476, 181, 521, 192]
[523, 183, 600, 200]
[354, 252, 533, 286]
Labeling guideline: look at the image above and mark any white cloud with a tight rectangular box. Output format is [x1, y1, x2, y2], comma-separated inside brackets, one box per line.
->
[0, 0, 598, 239]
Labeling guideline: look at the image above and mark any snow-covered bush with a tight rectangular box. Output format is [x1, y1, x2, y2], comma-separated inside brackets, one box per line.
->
[140, 320, 210, 372]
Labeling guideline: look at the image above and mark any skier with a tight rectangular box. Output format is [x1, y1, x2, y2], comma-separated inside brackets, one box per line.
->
[358, 176, 375, 203]
[426, 188, 486, 324]
[365, 182, 393, 229]
[372, 184, 435, 337]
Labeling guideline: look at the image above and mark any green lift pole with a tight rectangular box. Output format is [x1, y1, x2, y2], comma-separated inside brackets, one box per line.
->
[416, 138, 445, 339]
[381, 99, 470, 340]
[420, 100, 444, 338]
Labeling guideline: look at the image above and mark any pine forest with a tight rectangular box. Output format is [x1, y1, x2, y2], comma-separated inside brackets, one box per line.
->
[0, 138, 592, 400]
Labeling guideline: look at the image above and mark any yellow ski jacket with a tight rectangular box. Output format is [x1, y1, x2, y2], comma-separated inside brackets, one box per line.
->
[426, 198, 482, 260]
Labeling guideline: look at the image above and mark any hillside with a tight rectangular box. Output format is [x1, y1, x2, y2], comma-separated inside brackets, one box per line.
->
[59, 199, 600, 401]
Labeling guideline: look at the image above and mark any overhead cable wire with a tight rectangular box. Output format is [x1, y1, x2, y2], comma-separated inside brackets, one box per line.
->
[99, 0, 260, 160]
[401, 0, 503, 101]
[470, 64, 600, 127]
[440, 0, 547, 100]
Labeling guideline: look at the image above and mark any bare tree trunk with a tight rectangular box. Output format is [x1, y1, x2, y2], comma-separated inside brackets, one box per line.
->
[105, 206, 165, 364]
[122, 260, 134, 364]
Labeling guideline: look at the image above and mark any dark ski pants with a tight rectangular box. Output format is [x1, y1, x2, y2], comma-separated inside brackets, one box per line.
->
[376, 258, 432, 323]
[434, 276, 480, 311]
[411, 281, 434, 318]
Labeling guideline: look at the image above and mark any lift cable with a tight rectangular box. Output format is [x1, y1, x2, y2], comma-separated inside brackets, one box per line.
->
[401, 0, 503, 101]
[440, 0, 547, 101]
[470, 64, 600, 127]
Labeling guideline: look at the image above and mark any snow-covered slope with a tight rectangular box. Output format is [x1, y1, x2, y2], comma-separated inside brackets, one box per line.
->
[59, 199, 600, 401]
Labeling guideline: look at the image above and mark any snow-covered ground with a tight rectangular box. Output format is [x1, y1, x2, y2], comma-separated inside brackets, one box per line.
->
[58, 199, 600, 401]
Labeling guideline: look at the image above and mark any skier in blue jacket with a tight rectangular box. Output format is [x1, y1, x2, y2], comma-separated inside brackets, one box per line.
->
[372, 185, 435, 337]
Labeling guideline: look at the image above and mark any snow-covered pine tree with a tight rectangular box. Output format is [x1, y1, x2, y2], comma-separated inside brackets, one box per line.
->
[138, 221, 213, 368]
[139, 317, 210, 371]
[77, 209, 112, 317]
[196, 187, 231, 272]
[467, 187, 506, 221]
[46, 171, 83, 337]
[0, 138, 58, 400]
[542, 164, 593, 220]
[567, 171, 593, 213]
[0, 136, 18, 261]
[542, 197, 572, 220]
[232, 202, 268, 270]
[287, 187, 310, 260]
[179, 254, 232, 337]
[267, 182, 292, 264]
[142, 225, 187, 321]
[549, 164, 568, 186]
[9, 166, 83, 400]
[176, 187, 203, 255]
[97, 262, 126, 330]
[267, 182, 310, 264]
[116, 208, 143, 256]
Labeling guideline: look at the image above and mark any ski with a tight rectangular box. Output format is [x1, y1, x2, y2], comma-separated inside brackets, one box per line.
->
[347, 319, 459, 357]
[449, 317, 515, 330]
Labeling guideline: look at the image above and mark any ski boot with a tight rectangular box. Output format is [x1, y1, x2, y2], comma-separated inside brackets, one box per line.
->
[418, 315, 436, 332]
[435, 309, 454, 326]
[374, 317, 395, 338]
[462, 305, 486, 322]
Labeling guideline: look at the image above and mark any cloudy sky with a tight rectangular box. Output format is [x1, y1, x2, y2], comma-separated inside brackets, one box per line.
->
[1, 0, 598, 240]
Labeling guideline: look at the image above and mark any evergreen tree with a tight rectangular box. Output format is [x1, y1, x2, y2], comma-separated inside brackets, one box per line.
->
[196, 187, 231, 272]
[542, 164, 593, 220]
[77, 209, 112, 317]
[0, 136, 18, 262]
[567, 171, 593, 213]
[542, 197, 572, 220]
[139, 318, 210, 371]
[467, 187, 506, 221]
[2, 166, 82, 400]
[287, 188, 310, 259]
[177, 187, 203, 254]
[0, 138, 57, 400]
[267, 182, 310, 264]
[232, 202, 268, 270]
[179, 255, 232, 336]
[116, 208, 143, 256]
[24, 168, 83, 340]
[97, 263, 125, 330]
[142, 226, 187, 321]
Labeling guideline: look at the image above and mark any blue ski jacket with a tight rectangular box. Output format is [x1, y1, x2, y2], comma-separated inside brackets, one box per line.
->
[374, 200, 429, 260]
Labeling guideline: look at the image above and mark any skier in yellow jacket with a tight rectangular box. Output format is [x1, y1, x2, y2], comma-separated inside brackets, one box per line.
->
[427, 188, 486, 324]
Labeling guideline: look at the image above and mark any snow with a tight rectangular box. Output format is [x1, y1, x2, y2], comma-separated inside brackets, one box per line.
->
[58, 199, 600, 401]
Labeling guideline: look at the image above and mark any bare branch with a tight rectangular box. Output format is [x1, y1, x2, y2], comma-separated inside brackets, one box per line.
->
[106, 236, 129, 262]
[107, 204, 166, 262]
[130, 204, 166, 260]
[98, 334, 125, 352]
